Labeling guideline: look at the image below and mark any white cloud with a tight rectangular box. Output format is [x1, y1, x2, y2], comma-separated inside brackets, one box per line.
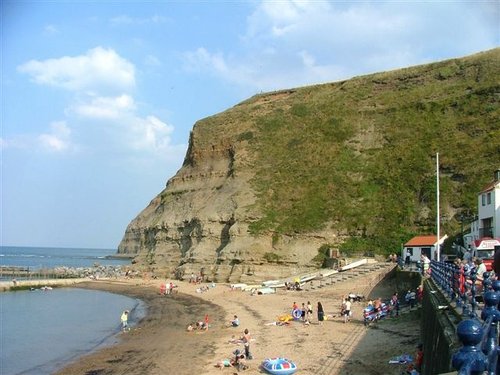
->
[109, 14, 168, 26]
[182, 0, 499, 92]
[183, 48, 228, 74]
[43, 24, 58, 35]
[17, 46, 185, 160]
[128, 115, 175, 152]
[95, 114, 186, 162]
[70, 94, 136, 119]
[17, 47, 135, 92]
[1, 122, 75, 153]
[38, 121, 74, 152]
[145, 55, 161, 67]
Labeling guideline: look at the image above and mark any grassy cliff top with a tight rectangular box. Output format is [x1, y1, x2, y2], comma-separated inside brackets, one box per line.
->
[192, 48, 500, 254]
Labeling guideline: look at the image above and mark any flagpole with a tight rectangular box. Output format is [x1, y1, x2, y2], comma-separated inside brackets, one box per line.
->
[436, 152, 440, 262]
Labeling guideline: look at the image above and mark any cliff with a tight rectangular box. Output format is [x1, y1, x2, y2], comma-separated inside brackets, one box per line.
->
[118, 48, 500, 282]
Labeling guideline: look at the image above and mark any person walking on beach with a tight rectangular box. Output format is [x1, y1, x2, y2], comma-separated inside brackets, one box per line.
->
[121, 310, 129, 331]
[301, 303, 306, 322]
[343, 298, 351, 323]
[317, 302, 325, 324]
[390, 292, 400, 317]
[242, 328, 252, 359]
[307, 301, 313, 322]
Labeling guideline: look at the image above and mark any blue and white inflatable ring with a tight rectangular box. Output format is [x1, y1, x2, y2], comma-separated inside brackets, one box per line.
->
[262, 357, 298, 375]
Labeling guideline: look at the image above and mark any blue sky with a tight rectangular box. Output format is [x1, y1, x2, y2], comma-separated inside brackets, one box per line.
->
[1, 1, 498, 249]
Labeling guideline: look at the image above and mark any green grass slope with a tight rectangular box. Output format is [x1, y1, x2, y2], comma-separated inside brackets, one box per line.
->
[195, 48, 500, 255]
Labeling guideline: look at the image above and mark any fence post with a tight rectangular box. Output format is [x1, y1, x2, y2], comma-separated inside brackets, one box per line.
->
[462, 267, 471, 317]
[480, 288, 500, 375]
[470, 269, 478, 318]
[452, 319, 488, 375]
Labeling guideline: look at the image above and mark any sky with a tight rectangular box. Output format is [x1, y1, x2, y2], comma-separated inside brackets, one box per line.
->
[1, 1, 499, 250]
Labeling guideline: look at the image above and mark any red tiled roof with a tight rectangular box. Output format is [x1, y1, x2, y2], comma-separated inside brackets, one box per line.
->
[404, 235, 438, 247]
[480, 180, 500, 194]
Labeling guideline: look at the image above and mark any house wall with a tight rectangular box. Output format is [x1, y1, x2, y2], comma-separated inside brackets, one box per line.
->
[494, 186, 500, 237]
[468, 182, 499, 242]
[402, 246, 435, 263]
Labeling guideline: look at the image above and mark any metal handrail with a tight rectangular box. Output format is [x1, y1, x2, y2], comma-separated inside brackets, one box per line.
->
[430, 260, 499, 375]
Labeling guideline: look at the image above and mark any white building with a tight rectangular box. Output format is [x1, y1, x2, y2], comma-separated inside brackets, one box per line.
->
[465, 169, 500, 248]
[402, 235, 448, 263]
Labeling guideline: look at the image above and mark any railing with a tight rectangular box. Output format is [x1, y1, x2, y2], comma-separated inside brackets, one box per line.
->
[430, 260, 500, 375]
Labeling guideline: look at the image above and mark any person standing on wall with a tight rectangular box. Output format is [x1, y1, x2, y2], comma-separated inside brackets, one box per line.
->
[405, 249, 412, 268]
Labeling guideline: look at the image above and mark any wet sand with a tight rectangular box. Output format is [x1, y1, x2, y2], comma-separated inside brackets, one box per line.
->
[55, 265, 422, 375]
[55, 280, 225, 375]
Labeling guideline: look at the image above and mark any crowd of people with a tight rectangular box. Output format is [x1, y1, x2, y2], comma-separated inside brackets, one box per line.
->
[159, 281, 178, 295]
[388, 251, 431, 276]
[179, 267, 433, 373]
[187, 314, 211, 332]
[214, 324, 252, 371]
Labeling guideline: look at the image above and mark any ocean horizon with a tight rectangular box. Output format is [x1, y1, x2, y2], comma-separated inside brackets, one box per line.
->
[0, 246, 142, 375]
[0, 245, 130, 271]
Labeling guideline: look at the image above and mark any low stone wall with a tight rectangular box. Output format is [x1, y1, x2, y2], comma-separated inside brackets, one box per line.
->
[393, 268, 422, 293]
[0, 278, 89, 292]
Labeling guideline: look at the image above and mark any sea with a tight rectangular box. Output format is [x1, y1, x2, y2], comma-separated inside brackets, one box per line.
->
[0, 246, 144, 375]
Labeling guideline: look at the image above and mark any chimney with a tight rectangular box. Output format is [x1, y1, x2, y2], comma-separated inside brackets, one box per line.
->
[495, 169, 500, 182]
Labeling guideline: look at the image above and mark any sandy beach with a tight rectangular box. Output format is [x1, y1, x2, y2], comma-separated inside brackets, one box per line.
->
[56, 264, 422, 375]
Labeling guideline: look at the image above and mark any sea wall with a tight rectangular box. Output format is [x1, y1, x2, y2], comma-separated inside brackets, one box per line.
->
[392, 270, 460, 375]
[0, 278, 89, 292]
[420, 277, 461, 375]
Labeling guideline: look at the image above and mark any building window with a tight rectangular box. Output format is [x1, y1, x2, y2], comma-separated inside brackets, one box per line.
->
[482, 194, 486, 206]
[487, 192, 491, 205]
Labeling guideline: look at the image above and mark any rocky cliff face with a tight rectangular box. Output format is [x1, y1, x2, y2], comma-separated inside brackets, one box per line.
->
[119, 114, 333, 282]
[118, 48, 500, 282]
[118, 111, 341, 282]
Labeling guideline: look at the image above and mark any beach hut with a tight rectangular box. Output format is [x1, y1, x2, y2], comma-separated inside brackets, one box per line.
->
[402, 235, 448, 263]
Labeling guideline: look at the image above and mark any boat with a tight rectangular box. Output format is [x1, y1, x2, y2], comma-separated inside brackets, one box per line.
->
[251, 287, 276, 295]
[339, 258, 367, 271]
[242, 284, 264, 291]
[262, 279, 282, 287]
[318, 269, 339, 278]
[230, 283, 248, 290]
[261, 357, 297, 375]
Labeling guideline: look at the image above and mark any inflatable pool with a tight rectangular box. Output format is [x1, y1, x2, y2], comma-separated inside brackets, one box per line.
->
[261, 357, 297, 375]
[292, 309, 302, 320]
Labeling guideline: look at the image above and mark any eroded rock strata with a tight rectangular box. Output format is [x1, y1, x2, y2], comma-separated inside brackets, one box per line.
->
[118, 49, 500, 282]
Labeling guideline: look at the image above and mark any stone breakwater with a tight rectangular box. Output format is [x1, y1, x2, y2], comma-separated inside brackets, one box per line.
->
[0, 265, 134, 292]
[51, 264, 131, 279]
[0, 278, 90, 292]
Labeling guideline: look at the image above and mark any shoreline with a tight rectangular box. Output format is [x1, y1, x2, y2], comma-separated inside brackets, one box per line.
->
[54, 264, 423, 375]
[55, 279, 226, 375]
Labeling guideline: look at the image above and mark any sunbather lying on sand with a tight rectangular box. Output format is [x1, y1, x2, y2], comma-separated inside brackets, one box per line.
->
[214, 359, 233, 369]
